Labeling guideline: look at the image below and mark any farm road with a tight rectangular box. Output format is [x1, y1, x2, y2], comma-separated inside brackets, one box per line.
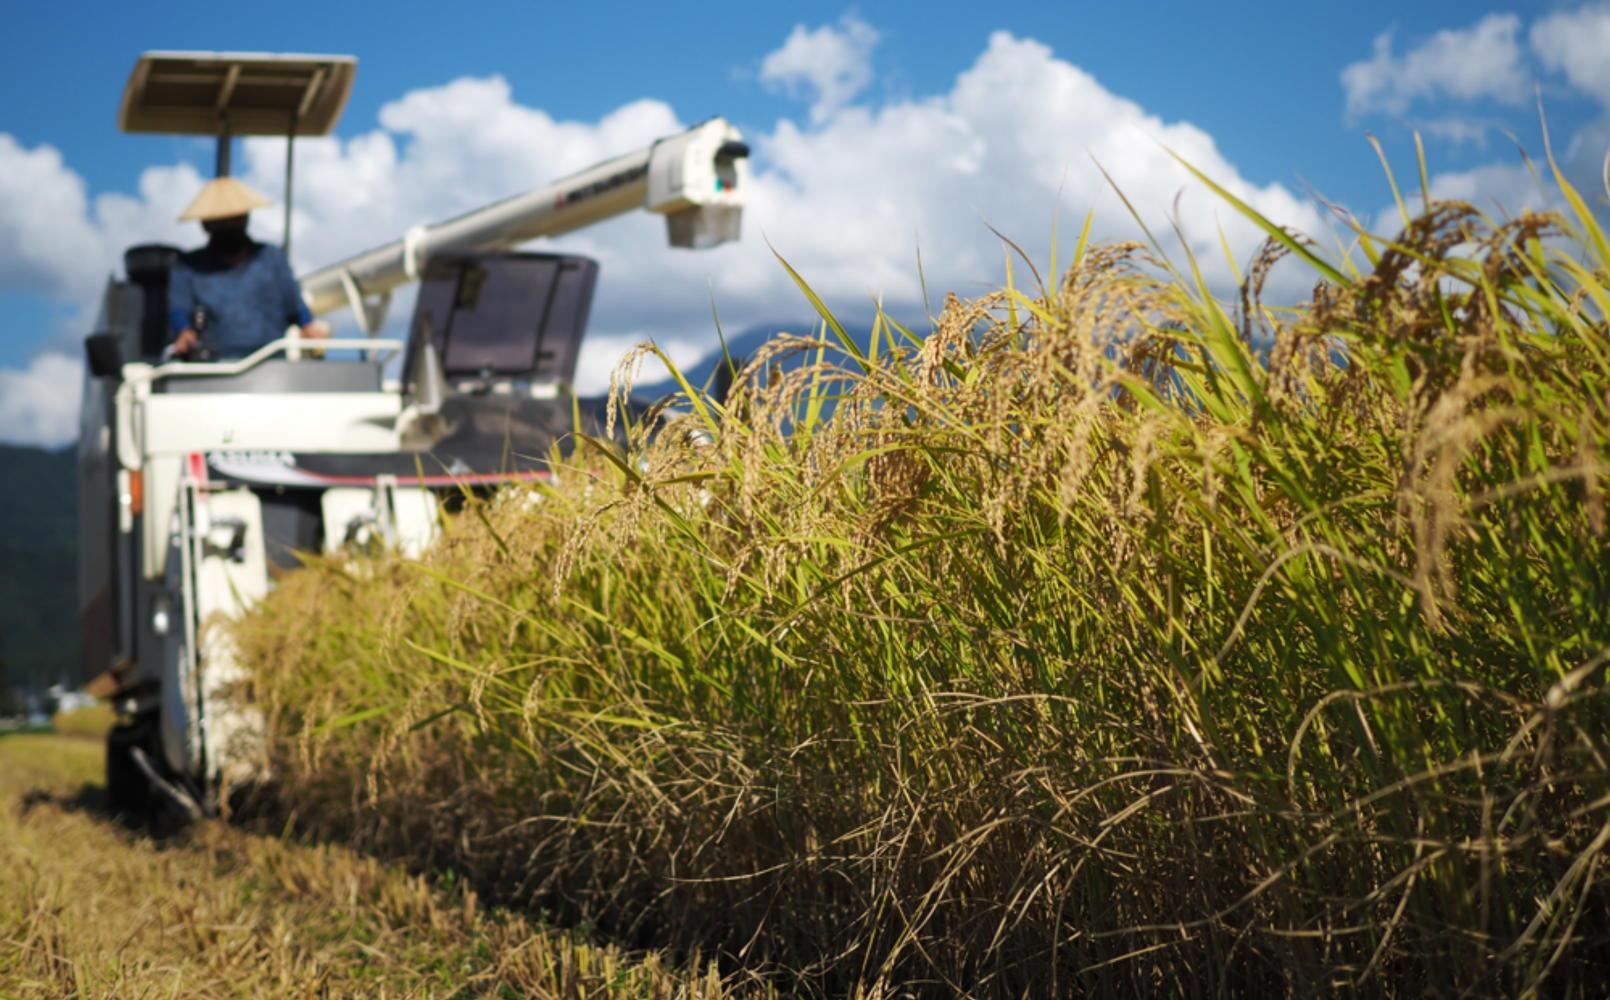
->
[0, 730, 738, 998]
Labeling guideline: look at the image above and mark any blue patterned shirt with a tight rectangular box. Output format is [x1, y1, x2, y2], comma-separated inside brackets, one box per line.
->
[167, 241, 312, 359]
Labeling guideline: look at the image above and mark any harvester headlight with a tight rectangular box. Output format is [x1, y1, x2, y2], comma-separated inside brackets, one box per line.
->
[343, 513, 381, 550]
[202, 517, 248, 562]
[151, 593, 173, 636]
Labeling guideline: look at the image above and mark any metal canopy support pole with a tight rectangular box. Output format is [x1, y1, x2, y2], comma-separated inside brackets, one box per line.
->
[214, 66, 238, 179]
[281, 69, 322, 258]
[214, 128, 231, 177]
[284, 113, 298, 256]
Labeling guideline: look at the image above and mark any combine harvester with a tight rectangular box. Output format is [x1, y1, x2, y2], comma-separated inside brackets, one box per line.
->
[78, 51, 748, 815]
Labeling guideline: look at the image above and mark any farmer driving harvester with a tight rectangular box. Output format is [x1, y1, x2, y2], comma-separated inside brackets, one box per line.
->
[168, 177, 326, 359]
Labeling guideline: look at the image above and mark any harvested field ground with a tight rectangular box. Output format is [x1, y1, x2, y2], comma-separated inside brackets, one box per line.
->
[0, 729, 748, 998]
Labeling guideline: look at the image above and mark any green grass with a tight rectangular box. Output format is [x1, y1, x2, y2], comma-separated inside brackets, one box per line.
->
[237, 163, 1610, 996]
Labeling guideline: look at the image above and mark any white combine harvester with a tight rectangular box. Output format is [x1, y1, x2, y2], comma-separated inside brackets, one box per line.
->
[78, 52, 748, 816]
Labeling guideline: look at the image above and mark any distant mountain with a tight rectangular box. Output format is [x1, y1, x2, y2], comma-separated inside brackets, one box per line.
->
[0, 444, 79, 692]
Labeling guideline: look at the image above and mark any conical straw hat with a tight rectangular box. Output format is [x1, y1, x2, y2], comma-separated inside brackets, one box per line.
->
[177, 177, 273, 222]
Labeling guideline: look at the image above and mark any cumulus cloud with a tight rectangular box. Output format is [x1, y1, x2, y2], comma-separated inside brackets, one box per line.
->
[0, 353, 81, 448]
[1532, 5, 1610, 114]
[759, 13, 881, 123]
[746, 32, 1324, 311]
[1420, 118, 1496, 148]
[255, 78, 688, 267]
[1370, 159, 1557, 236]
[1336, 7, 1610, 243]
[0, 136, 115, 302]
[1429, 161, 1553, 209]
[1526, 7, 1610, 205]
[1342, 14, 1530, 117]
[232, 28, 1323, 393]
[0, 135, 203, 304]
[1, 20, 1335, 436]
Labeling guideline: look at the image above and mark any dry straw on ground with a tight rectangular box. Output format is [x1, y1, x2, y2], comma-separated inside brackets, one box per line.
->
[238, 162, 1610, 996]
[0, 731, 752, 998]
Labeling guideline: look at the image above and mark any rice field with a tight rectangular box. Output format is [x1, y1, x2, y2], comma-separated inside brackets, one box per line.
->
[235, 159, 1610, 996]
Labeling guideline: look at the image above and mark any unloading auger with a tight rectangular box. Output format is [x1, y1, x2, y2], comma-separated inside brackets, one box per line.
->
[78, 51, 749, 816]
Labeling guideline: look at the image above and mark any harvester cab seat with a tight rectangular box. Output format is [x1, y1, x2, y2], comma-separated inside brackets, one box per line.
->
[110, 240, 383, 395]
[123, 244, 181, 361]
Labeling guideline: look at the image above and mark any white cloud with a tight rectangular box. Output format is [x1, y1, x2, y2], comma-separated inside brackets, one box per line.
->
[239, 77, 687, 276]
[1342, 14, 1530, 117]
[1420, 118, 1495, 148]
[1561, 115, 1610, 196]
[744, 31, 1324, 316]
[1, 21, 1335, 428]
[1336, 8, 1610, 244]
[232, 27, 1326, 394]
[0, 353, 81, 448]
[0, 135, 204, 304]
[1427, 161, 1551, 210]
[1367, 161, 1555, 235]
[0, 136, 110, 302]
[759, 13, 881, 124]
[1531, 5, 1610, 108]
[576, 332, 709, 394]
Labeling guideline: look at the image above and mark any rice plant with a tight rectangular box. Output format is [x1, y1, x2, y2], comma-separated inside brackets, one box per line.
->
[236, 157, 1610, 996]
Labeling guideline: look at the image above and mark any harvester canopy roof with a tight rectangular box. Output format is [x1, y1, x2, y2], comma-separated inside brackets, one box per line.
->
[119, 51, 356, 136]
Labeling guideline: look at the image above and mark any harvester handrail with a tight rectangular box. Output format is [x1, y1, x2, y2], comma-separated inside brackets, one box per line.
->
[113, 335, 404, 469]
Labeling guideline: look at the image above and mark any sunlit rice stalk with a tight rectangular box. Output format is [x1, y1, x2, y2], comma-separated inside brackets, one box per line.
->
[236, 163, 1610, 996]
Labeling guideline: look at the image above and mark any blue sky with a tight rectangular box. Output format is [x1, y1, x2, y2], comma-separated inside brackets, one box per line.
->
[3, 1, 1607, 444]
[2, 1, 1587, 201]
